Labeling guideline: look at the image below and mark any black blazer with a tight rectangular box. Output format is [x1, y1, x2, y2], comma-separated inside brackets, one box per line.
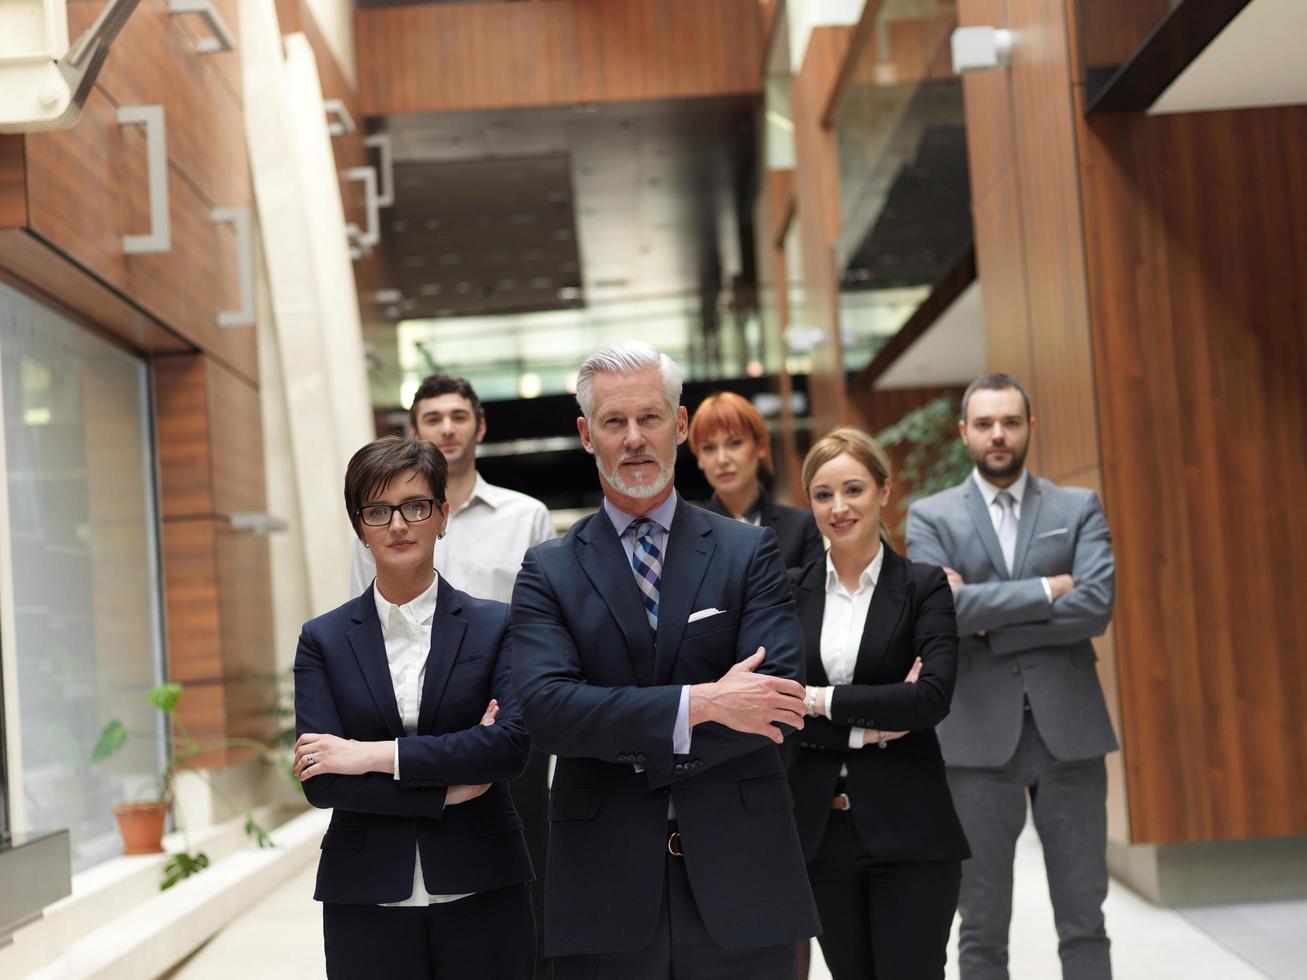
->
[788, 546, 970, 864]
[510, 496, 820, 957]
[293, 578, 533, 904]
[704, 489, 825, 571]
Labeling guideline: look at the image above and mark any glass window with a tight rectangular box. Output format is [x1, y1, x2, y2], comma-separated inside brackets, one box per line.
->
[0, 281, 166, 872]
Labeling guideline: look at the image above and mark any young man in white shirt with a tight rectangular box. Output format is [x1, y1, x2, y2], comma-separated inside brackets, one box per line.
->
[350, 375, 555, 601]
[349, 374, 555, 971]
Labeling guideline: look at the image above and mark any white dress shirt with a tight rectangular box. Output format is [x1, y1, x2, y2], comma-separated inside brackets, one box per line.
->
[373, 574, 473, 907]
[971, 469, 1053, 603]
[819, 548, 884, 755]
[350, 472, 555, 602]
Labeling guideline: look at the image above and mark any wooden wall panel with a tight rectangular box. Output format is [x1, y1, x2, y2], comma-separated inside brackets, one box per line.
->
[154, 354, 215, 518]
[0, 137, 25, 229]
[356, 0, 764, 116]
[792, 26, 855, 437]
[0, 230, 190, 353]
[162, 517, 224, 683]
[207, 359, 266, 517]
[1078, 101, 1307, 843]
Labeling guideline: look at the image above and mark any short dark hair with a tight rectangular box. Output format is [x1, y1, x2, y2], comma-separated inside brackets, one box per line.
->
[961, 373, 1032, 422]
[344, 437, 448, 538]
[409, 374, 484, 430]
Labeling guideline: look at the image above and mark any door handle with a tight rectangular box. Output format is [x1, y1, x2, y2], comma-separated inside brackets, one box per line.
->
[211, 206, 254, 327]
[168, 0, 236, 54]
[117, 104, 171, 254]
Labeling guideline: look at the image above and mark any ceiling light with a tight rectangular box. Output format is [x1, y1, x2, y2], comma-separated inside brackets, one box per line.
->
[557, 286, 582, 301]
[518, 373, 543, 399]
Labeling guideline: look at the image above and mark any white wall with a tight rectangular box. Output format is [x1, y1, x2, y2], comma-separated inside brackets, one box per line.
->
[303, 0, 357, 88]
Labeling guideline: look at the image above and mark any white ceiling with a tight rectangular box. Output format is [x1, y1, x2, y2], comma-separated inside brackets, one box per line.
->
[1150, 0, 1307, 115]
[874, 280, 985, 389]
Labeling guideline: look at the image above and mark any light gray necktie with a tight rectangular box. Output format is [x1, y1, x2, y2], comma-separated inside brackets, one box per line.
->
[996, 491, 1018, 574]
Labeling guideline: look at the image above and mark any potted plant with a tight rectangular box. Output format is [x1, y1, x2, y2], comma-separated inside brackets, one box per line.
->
[91, 681, 285, 889]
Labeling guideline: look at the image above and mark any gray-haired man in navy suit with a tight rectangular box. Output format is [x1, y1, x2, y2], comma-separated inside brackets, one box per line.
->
[907, 373, 1117, 980]
[510, 341, 819, 979]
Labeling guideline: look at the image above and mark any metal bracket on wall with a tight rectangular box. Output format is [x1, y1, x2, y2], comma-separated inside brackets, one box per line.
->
[211, 206, 255, 327]
[323, 98, 355, 137]
[117, 104, 172, 254]
[0, 0, 143, 133]
[228, 513, 289, 535]
[168, 0, 236, 54]
[363, 133, 394, 208]
[344, 166, 380, 259]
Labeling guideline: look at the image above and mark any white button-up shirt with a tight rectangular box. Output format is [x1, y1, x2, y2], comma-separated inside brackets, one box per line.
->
[972, 468, 1052, 602]
[351, 472, 555, 602]
[820, 548, 884, 755]
[373, 574, 473, 907]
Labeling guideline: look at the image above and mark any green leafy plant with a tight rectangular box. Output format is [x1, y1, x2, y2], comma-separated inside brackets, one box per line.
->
[876, 394, 972, 507]
[91, 681, 284, 890]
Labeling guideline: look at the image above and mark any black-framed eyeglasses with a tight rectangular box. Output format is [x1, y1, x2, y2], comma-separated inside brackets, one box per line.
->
[355, 498, 437, 527]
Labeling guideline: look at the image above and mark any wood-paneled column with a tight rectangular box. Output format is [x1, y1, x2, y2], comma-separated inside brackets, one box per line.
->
[154, 353, 276, 764]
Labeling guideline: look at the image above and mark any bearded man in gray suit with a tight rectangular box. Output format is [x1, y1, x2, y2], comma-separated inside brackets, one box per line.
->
[906, 373, 1117, 980]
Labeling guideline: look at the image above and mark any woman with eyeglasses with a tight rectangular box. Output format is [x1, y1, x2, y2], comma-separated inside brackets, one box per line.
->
[293, 436, 535, 979]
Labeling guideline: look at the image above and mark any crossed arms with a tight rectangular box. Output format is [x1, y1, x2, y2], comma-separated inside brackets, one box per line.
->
[510, 530, 807, 789]
[906, 490, 1115, 656]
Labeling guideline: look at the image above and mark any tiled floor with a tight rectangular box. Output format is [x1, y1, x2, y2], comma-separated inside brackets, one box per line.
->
[174, 815, 1292, 979]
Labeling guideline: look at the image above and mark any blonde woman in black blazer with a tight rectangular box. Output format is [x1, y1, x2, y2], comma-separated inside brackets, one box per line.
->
[789, 427, 970, 980]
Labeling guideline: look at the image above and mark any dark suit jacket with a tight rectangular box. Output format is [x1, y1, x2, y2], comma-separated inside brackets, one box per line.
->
[704, 489, 825, 571]
[787, 547, 970, 864]
[293, 578, 533, 905]
[510, 495, 820, 957]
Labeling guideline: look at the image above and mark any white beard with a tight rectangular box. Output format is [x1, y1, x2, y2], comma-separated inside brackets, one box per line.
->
[600, 454, 674, 499]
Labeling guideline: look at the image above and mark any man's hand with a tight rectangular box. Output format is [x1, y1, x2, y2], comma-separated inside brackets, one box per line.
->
[904, 656, 922, 683]
[445, 784, 490, 806]
[294, 733, 389, 779]
[479, 698, 499, 726]
[943, 567, 965, 591]
[1048, 574, 1075, 601]
[689, 647, 806, 744]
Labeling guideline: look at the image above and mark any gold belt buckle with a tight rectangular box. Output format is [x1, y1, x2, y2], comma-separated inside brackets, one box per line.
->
[667, 830, 684, 857]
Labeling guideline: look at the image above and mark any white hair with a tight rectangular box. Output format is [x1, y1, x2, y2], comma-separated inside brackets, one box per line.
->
[574, 341, 684, 419]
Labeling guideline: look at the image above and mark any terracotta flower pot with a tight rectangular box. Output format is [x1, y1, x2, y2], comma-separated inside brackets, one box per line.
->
[114, 801, 169, 855]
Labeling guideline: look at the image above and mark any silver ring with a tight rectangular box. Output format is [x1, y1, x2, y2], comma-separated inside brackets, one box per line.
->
[305, 754, 314, 766]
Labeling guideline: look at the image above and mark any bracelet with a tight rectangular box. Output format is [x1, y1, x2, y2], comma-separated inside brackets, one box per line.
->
[876, 729, 887, 750]
[803, 686, 819, 717]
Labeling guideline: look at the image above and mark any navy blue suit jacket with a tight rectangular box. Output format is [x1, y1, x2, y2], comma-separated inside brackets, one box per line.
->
[510, 495, 820, 956]
[294, 577, 533, 904]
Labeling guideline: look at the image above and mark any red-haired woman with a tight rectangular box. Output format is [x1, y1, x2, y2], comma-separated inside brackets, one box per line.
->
[688, 391, 824, 571]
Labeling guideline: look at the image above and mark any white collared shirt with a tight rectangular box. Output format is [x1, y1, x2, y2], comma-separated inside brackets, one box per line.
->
[972, 467, 1030, 530]
[971, 468, 1052, 602]
[373, 574, 472, 908]
[820, 548, 884, 754]
[350, 472, 555, 603]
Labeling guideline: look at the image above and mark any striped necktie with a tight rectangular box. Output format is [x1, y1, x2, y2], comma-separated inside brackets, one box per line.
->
[628, 517, 663, 634]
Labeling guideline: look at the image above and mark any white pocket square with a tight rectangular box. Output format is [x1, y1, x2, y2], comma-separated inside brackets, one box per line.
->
[687, 608, 724, 624]
[1037, 527, 1069, 538]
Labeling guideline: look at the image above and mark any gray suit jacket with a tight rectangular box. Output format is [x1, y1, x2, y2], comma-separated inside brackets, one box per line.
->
[906, 473, 1118, 767]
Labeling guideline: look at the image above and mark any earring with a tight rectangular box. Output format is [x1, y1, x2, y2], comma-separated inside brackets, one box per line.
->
[363, 542, 370, 549]
[437, 531, 446, 540]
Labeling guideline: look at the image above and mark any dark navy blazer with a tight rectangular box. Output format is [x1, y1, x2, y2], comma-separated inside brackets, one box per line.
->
[510, 495, 820, 957]
[293, 577, 533, 905]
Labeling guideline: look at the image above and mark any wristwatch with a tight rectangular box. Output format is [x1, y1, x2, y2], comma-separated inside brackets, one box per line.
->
[803, 686, 819, 717]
